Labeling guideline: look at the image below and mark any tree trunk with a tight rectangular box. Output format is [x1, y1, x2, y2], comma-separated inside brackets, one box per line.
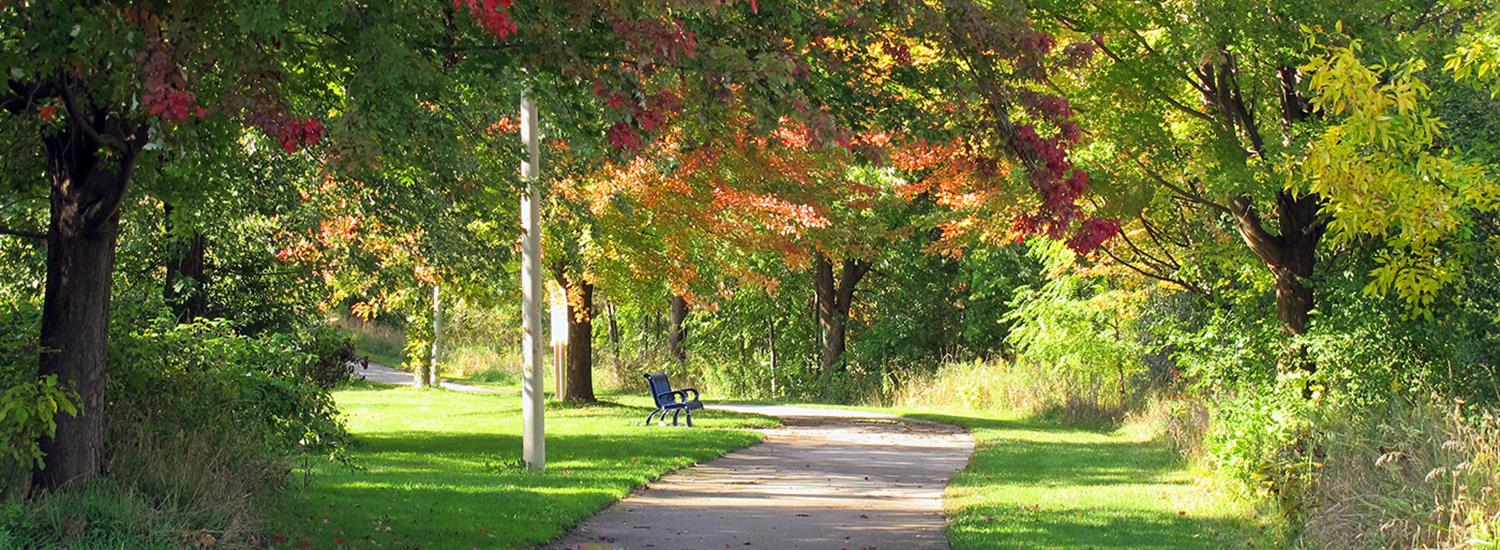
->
[667, 295, 688, 363]
[1229, 191, 1323, 338]
[163, 205, 207, 324]
[814, 254, 871, 375]
[605, 301, 619, 353]
[33, 120, 140, 491]
[562, 280, 596, 402]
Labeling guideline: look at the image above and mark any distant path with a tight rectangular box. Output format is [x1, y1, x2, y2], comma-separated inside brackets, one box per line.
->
[354, 361, 501, 394]
[544, 404, 974, 550]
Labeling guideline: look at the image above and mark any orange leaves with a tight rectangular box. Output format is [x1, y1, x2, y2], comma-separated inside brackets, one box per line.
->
[485, 117, 519, 137]
[711, 186, 830, 236]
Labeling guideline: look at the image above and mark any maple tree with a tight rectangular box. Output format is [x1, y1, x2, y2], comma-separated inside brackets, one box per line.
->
[1, 1, 340, 490]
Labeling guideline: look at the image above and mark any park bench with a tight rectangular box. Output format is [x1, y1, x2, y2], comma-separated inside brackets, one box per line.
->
[643, 373, 703, 427]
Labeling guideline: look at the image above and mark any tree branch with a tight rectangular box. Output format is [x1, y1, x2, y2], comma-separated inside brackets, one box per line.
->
[1098, 243, 1207, 295]
[0, 224, 47, 240]
[1132, 156, 1231, 214]
[1091, 42, 1219, 126]
[58, 80, 127, 152]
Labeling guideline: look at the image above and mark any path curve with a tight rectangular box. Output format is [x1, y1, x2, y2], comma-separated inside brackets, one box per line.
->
[354, 361, 501, 394]
[543, 404, 974, 550]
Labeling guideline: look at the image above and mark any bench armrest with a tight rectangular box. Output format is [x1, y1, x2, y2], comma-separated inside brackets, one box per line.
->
[655, 388, 700, 404]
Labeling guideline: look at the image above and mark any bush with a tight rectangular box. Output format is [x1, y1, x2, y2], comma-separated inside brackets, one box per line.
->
[4, 317, 351, 548]
[108, 318, 351, 471]
[298, 324, 358, 389]
[1202, 385, 1319, 515]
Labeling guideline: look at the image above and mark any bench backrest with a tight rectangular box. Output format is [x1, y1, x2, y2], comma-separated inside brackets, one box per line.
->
[644, 373, 673, 406]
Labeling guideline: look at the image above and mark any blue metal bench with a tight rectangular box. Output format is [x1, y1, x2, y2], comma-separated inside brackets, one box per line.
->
[643, 373, 702, 426]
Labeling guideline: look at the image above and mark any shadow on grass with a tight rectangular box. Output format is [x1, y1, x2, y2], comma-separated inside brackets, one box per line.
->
[331, 378, 392, 391]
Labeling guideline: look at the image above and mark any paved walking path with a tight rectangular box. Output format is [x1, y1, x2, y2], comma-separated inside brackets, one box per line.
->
[544, 404, 974, 550]
[354, 361, 501, 394]
[354, 364, 975, 549]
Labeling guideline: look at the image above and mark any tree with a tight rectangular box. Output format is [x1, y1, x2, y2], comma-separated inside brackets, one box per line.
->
[1023, 0, 1477, 340]
[2, 2, 338, 489]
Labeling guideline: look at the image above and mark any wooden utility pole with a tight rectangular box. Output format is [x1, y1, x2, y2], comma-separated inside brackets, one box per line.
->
[520, 91, 545, 470]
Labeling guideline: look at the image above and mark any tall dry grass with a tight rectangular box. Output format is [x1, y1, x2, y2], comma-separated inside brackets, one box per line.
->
[1300, 401, 1500, 549]
[891, 358, 1138, 426]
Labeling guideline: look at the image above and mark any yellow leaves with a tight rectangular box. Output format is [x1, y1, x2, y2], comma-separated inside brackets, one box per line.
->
[1365, 248, 1457, 319]
[350, 301, 379, 320]
[1301, 42, 1497, 315]
[1446, 22, 1500, 97]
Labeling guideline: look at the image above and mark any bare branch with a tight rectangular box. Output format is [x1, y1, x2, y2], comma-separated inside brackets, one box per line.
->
[0, 224, 47, 240]
[1132, 156, 1232, 214]
[1098, 243, 1207, 295]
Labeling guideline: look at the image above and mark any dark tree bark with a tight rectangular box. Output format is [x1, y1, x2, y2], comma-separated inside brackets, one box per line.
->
[813, 254, 872, 375]
[1230, 192, 1324, 337]
[605, 301, 620, 350]
[667, 295, 688, 362]
[562, 279, 596, 402]
[163, 205, 207, 323]
[33, 101, 146, 491]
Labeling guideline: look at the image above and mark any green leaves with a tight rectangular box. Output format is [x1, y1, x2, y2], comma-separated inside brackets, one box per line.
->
[0, 375, 78, 471]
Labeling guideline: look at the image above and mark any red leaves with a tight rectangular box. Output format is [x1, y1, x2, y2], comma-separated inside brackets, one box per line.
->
[144, 88, 205, 123]
[600, 89, 681, 153]
[607, 122, 642, 152]
[453, 0, 518, 40]
[38, 103, 57, 123]
[1065, 217, 1120, 255]
[882, 41, 913, 67]
[137, 34, 205, 124]
[277, 118, 325, 153]
[230, 75, 324, 153]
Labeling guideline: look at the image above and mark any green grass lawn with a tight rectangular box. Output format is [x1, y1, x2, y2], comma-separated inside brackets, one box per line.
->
[269, 381, 775, 549]
[903, 410, 1280, 550]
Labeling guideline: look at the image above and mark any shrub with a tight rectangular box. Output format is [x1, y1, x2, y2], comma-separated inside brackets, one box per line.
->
[1202, 385, 1319, 515]
[298, 324, 358, 389]
[0, 376, 76, 479]
[108, 318, 351, 469]
[4, 317, 351, 548]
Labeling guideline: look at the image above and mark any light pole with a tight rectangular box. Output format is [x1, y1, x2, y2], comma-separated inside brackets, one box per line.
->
[519, 90, 545, 470]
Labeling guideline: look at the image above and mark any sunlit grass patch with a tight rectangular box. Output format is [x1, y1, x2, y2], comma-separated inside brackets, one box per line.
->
[270, 383, 774, 549]
[902, 410, 1281, 550]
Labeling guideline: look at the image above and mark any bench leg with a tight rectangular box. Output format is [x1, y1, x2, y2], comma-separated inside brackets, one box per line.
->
[645, 409, 658, 426]
[671, 409, 681, 426]
[685, 408, 693, 427]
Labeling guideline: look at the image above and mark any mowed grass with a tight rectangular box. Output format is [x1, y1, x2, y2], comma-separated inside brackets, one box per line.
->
[903, 411, 1279, 550]
[269, 381, 774, 549]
